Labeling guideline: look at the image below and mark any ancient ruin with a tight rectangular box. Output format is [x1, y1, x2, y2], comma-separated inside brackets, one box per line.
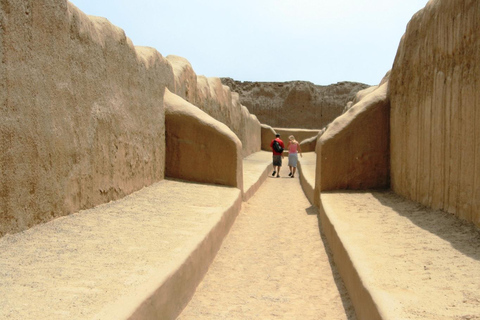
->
[221, 78, 370, 129]
[1, 0, 479, 319]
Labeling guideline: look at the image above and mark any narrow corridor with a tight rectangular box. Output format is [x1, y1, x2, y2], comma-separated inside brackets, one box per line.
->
[178, 174, 356, 319]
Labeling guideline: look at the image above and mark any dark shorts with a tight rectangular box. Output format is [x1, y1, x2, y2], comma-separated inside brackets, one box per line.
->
[273, 155, 282, 166]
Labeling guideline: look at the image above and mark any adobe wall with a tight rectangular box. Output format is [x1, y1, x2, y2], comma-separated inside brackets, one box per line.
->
[0, 1, 260, 236]
[389, 0, 480, 226]
[299, 131, 324, 153]
[314, 82, 390, 204]
[164, 89, 243, 190]
[167, 56, 261, 157]
[0, 1, 173, 236]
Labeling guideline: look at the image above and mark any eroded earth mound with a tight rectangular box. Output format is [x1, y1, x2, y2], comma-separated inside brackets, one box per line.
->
[221, 78, 370, 129]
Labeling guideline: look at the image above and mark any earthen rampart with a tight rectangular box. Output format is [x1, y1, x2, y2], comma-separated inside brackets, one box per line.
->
[3, 0, 480, 235]
[169, 57, 261, 157]
[0, 1, 260, 236]
[164, 89, 243, 189]
[0, 2, 170, 235]
[314, 80, 390, 202]
[222, 78, 370, 130]
[389, 0, 480, 226]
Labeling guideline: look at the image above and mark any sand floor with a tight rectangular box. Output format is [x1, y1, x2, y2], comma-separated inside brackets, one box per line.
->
[177, 172, 356, 319]
[3, 150, 478, 319]
[321, 191, 480, 320]
[0, 180, 242, 320]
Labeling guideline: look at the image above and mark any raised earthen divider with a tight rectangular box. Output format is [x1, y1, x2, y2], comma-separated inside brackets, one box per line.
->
[0, 152, 273, 320]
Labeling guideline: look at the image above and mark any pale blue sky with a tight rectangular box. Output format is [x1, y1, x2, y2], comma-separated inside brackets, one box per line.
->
[69, 0, 428, 86]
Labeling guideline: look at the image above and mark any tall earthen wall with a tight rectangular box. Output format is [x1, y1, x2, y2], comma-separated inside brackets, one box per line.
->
[0, 1, 173, 235]
[168, 56, 261, 157]
[164, 89, 243, 190]
[314, 81, 390, 202]
[389, 0, 480, 226]
[0, 0, 261, 236]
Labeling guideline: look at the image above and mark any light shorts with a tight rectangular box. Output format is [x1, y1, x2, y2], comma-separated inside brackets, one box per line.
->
[288, 153, 298, 167]
[273, 155, 282, 166]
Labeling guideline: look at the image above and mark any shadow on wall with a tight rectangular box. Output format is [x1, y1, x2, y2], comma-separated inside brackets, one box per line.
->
[314, 77, 391, 206]
[164, 89, 243, 191]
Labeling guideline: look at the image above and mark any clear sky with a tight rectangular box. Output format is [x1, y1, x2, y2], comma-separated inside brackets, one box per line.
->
[69, 0, 428, 86]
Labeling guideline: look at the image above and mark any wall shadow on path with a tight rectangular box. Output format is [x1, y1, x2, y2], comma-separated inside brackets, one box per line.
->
[371, 190, 480, 262]
[306, 205, 357, 320]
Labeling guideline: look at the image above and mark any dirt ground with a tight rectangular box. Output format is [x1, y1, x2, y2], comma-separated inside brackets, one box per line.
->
[177, 172, 356, 319]
[321, 191, 480, 320]
[0, 180, 243, 320]
[4, 152, 478, 319]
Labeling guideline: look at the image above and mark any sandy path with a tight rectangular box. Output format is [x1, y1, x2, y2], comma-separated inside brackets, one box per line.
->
[178, 173, 356, 319]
